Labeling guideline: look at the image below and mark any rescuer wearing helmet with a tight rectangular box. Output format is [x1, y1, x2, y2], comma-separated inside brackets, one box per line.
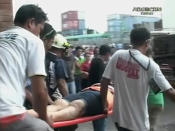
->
[45, 34, 69, 104]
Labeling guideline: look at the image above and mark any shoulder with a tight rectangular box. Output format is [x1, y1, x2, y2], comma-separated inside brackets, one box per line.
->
[108, 50, 128, 64]
[14, 26, 42, 41]
[17, 26, 44, 48]
[111, 49, 129, 59]
[1, 26, 42, 45]
[27, 33, 43, 47]
[91, 57, 103, 65]
[149, 58, 160, 71]
[129, 49, 151, 70]
[46, 52, 57, 61]
[92, 57, 103, 62]
[115, 49, 128, 55]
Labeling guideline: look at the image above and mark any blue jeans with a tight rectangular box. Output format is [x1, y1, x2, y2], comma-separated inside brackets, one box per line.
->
[75, 75, 82, 92]
[67, 81, 76, 94]
[92, 118, 107, 131]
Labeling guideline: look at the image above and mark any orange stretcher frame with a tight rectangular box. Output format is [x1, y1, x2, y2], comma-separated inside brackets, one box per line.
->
[53, 110, 113, 128]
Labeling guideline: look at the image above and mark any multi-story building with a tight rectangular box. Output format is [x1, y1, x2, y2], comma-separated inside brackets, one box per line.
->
[66, 33, 111, 46]
[107, 14, 162, 43]
[61, 11, 86, 36]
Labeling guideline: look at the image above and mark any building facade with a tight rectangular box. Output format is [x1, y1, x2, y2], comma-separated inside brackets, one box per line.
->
[66, 33, 111, 46]
[61, 11, 86, 36]
[0, 0, 13, 32]
[107, 14, 162, 43]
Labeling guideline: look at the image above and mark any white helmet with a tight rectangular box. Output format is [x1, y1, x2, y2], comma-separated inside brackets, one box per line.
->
[52, 34, 70, 49]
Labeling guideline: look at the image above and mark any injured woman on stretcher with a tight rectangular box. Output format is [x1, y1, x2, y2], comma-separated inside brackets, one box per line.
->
[27, 84, 114, 122]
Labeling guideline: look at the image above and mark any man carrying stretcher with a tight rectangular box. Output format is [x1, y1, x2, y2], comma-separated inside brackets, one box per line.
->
[27, 84, 114, 122]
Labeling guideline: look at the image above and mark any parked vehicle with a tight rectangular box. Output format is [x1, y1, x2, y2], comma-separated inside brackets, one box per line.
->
[151, 30, 175, 87]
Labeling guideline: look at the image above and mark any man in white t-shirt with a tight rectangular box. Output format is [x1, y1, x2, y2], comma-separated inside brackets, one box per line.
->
[100, 28, 175, 131]
[0, 4, 53, 131]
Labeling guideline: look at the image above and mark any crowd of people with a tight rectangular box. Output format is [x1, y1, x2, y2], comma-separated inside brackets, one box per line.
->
[0, 4, 175, 131]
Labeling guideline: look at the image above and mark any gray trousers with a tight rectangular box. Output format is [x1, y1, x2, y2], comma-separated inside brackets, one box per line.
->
[0, 114, 53, 131]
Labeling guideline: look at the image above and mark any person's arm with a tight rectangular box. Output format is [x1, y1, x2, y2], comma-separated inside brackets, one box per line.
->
[55, 60, 69, 97]
[164, 88, 175, 102]
[75, 59, 81, 69]
[89, 58, 103, 85]
[31, 75, 53, 126]
[26, 87, 54, 105]
[56, 79, 69, 97]
[100, 77, 111, 114]
[81, 71, 89, 79]
[47, 94, 54, 105]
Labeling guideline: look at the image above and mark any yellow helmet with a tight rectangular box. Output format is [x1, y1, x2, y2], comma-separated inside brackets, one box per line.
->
[52, 34, 70, 49]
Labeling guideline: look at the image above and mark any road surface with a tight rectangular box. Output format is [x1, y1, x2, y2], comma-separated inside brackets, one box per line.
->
[77, 96, 175, 131]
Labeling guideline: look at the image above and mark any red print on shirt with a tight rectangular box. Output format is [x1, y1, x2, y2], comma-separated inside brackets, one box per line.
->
[116, 57, 140, 79]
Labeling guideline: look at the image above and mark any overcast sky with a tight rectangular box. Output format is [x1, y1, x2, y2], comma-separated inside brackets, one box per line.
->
[13, 0, 174, 32]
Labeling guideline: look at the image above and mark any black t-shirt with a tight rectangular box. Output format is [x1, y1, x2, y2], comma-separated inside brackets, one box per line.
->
[45, 52, 68, 95]
[88, 57, 106, 86]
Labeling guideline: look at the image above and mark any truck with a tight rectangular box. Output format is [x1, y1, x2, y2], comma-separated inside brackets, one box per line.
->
[151, 30, 175, 87]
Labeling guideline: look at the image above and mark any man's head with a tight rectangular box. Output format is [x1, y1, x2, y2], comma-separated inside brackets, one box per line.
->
[50, 34, 70, 57]
[99, 44, 111, 61]
[130, 28, 151, 47]
[40, 23, 56, 52]
[14, 4, 48, 36]
[84, 52, 92, 62]
[75, 46, 83, 57]
[94, 46, 99, 57]
[130, 28, 151, 54]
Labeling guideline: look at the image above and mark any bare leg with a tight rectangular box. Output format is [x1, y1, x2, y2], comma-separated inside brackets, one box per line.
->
[27, 99, 86, 122]
[27, 99, 69, 118]
[47, 99, 69, 112]
[27, 109, 39, 117]
[50, 99, 86, 122]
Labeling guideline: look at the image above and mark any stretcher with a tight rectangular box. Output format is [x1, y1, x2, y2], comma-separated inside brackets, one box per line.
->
[53, 110, 113, 128]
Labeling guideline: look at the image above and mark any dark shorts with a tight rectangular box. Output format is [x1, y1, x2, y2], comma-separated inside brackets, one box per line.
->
[64, 90, 103, 116]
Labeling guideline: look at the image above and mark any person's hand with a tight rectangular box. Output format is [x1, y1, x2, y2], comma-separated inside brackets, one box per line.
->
[81, 71, 89, 79]
[103, 102, 108, 114]
[46, 115, 54, 128]
[27, 110, 53, 128]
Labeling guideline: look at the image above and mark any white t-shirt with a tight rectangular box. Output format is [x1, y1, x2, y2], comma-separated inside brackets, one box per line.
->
[0, 26, 46, 118]
[102, 49, 172, 131]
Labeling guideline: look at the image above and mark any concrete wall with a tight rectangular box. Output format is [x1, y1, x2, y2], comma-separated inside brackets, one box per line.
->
[0, 0, 13, 32]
